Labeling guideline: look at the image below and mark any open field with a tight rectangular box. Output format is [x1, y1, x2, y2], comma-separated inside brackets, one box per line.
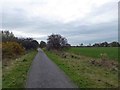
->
[44, 47, 118, 88]
[67, 47, 118, 60]
[2, 50, 37, 88]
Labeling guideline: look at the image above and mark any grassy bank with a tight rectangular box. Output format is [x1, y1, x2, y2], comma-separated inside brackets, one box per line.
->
[0, 61, 2, 89]
[2, 50, 37, 88]
[67, 47, 118, 60]
[44, 49, 118, 88]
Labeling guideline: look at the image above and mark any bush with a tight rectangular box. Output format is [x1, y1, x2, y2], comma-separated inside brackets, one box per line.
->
[2, 42, 25, 58]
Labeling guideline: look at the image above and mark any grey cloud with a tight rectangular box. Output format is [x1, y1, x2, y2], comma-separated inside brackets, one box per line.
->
[1, 1, 118, 45]
[2, 8, 29, 29]
[91, 2, 117, 16]
[71, 1, 117, 25]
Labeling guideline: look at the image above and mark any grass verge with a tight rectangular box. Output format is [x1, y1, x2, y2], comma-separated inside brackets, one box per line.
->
[44, 49, 118, 88]
[2, 50, 37, 88]
[0, 61, 2, 89]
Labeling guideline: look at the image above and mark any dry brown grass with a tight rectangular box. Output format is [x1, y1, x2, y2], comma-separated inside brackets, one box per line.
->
[89, 53, 118, 71]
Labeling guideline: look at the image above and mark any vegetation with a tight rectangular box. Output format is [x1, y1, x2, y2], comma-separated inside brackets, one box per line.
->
[0, 57, 1, 89]
[39, 41, 46, 48]
[0, 61, 1, 89]
[78, 41, 120, 47]
[44, 33, 119, 88]
[44, 34, 119, 88]
[67, 47, 118, 60]
[44, 49, 118, 88]
[2, 50, 37, 88]
[2, 42, 25, 59]
[92, 41, 120, 47]
[17, 38, 39, 50]
[2, 31, 119, 88]
[2, 30, 39, 88]
[2, 30, 39, 50]
[2, 30, 39, 66]
[2, 31, 15, 42]
[47, 34, 70, 50]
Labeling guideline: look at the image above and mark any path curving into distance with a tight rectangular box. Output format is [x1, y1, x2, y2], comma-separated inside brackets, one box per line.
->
[26, 48, 77, 88]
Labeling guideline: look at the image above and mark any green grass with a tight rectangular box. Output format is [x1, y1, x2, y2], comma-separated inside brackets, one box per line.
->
[67, 47, 118, 60]
[2, 50, 37, 88]
[44, 49, 118, 88]
[0, 61, 2, 89]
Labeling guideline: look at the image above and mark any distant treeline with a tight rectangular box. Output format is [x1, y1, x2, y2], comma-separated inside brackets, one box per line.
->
[76, 41, 120, 47]
[92, 42, 120, 47]
[1, 30, 39, 59]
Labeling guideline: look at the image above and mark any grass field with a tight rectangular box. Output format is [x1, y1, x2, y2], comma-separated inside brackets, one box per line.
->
[67, 47, 118, 60]
[44, 47, 118, 88]
[2, 50, 37, 88]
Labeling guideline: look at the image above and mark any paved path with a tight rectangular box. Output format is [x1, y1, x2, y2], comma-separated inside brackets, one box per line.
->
[26, 48, 77, 88]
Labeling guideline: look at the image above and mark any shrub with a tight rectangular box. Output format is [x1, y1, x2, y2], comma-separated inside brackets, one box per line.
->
[2, 42, 25, 58]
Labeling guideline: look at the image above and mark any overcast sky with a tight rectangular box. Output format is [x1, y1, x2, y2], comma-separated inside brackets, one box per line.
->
[1, 0, 119, 45]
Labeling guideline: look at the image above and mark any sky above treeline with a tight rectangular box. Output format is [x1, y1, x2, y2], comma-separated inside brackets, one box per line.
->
[1, 0, 118, 45]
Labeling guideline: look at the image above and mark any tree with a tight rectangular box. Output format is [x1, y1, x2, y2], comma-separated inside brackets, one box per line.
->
[31, 40, 39, 49]
[2, 30, 15, 42]
[39, 41, 46, 48]
[92, 41, 120, 47]
[87, 43, 91, 47]
[80, 43, 83, 47]
[47, 34, 68, 50]
[109, 41, 119, 47]
[99, 42, 108, 47]
[17, 38, 39, 50]
[93, 43, 100, 47]
[103, 42, 108, 47]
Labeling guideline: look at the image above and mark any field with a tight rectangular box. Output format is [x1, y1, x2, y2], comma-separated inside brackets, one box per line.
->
[2, 50, 37, 88]
[44, 47, 118, 88]
[67, 47, 118, 60]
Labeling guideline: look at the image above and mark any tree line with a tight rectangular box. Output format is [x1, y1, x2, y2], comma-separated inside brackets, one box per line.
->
[39, 33, 120, 50]
[79, 41, 120, 47]
[1, 30, 119, 59]
[2, 31, 70, 58]
[92, 42, 120, 47]
[1, 30, 39, 59]
[2, 31, 39, 50]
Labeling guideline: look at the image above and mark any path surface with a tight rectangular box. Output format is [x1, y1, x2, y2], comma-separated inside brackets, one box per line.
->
[26, 48, 77, 88]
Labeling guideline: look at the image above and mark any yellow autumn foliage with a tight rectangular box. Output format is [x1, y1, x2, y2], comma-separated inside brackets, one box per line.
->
[2, 42, 25, 58]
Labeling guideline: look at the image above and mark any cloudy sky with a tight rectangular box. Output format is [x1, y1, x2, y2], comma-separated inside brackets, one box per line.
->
[1, 0, 119, 45]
